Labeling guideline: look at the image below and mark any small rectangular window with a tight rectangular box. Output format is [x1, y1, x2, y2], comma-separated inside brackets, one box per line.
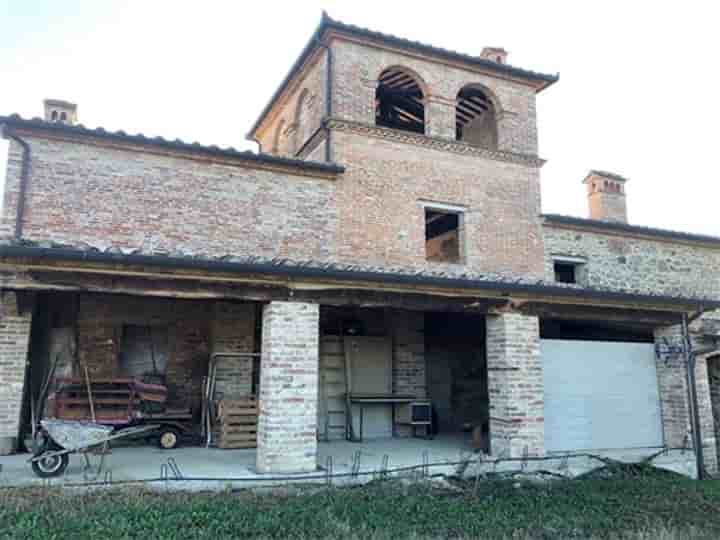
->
[554, 262, 578, 284]
[425, 208, 462, 263]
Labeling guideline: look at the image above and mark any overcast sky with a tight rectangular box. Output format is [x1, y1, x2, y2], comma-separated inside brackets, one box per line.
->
[1, 1, 718, 236]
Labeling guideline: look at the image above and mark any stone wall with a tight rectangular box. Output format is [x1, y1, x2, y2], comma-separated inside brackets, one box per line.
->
[486, 312, 544, 457]
[1, 136, 339, 262]
[330, 39, 539, 155]
[256, 301, 319, 473]
[0, 292, 33, 454]
[543, 223, 720, 299]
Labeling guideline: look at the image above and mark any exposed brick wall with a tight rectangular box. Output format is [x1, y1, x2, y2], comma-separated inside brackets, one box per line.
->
[73, 295, 254, 407]
[256, 301, 319, 473]
[76, 294, 212, 406]
[486, 312, 544, 457]
[210, 301, 256, 399]
[543, 224, 720, 300]
[332, 130, 545, 277]
[330, 39, 539, 155]
[256, 50, 327, 158]
[0, 292, 33, 454]
[391, 310, 425, 398]
[1, 137, 339, 262]
[654, 325, 718, 473]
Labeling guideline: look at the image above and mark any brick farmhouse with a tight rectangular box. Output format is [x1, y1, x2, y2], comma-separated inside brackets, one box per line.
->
[0, 14, 718, 476]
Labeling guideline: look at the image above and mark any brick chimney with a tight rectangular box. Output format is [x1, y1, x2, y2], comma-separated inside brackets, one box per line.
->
[480, 47, 508, 64]
[43, 99, 77, 125]
[583, 170, 628, 223]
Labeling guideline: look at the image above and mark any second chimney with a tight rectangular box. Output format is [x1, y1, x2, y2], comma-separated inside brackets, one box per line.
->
[583, 170, 629, 223]
[480, 47, 508, 64]
[43, 99, 78, 125]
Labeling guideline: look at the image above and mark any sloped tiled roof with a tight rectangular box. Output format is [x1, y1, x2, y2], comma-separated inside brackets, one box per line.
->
[1, 239, 717, 310]
[247, 12, 559, 138]
[0, 114, 344, 175]
[543, 214, 720, 247]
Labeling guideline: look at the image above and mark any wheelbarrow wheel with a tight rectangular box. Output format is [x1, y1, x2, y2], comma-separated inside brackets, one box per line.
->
[31, 451, 69, 478]
[157, 428, 180, 450]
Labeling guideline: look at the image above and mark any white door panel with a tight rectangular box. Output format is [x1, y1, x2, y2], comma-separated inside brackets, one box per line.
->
[542, 340, 663, 452]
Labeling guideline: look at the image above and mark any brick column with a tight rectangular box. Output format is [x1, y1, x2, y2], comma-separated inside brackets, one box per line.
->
[0, 291, 33, 455]
[425, 97, 455, 140]
[654, 325, 718, 473]
[486, 312, 544, 457]
[256, 301, 319, 474]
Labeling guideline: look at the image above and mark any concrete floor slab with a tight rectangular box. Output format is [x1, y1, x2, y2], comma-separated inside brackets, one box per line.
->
[0, 436, 696, 491]
[0, 435, 474, 491]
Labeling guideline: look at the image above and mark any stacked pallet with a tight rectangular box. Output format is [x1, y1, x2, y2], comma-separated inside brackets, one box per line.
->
[216, 397, 258, 449]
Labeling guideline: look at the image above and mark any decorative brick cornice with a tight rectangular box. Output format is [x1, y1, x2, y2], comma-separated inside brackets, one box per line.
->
[325, 118, 545, 167]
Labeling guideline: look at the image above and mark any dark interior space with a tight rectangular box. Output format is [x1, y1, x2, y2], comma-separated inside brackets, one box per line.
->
[376, 67, 425, 134]
[425, 209, 460, 263]
[424, 312, 488, 450]
[541, 318, 654, 343]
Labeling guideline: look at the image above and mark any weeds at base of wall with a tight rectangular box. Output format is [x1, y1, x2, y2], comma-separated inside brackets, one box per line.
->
[3, 466, 720, 539]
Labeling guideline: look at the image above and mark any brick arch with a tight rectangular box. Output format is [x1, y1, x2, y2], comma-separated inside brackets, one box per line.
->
[454, 82, 503, 116]
[293, 88, 310, 153]
[375, 66, 428, 135]
[271, 118, 286, 155]
[455, 83, 500, 148]
[373, 64, 430, 100]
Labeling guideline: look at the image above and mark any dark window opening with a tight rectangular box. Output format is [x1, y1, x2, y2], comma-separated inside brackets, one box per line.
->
[59, 111, 67, 122]
[425, 208, 461, 263]
[456, 86, 497, 148]
[51, 110, 58, 121]
[376, 67, 425, 134]
[554, 262, 578, 284]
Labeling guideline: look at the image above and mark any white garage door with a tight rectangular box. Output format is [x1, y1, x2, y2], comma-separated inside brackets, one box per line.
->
[542, 339, 663, 452]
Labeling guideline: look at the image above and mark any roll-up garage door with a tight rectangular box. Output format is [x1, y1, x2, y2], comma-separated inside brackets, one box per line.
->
[542, 340, 663, 452]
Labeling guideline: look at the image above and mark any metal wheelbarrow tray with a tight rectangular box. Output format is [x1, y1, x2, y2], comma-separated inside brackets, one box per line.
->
[28, 419, 159, 478]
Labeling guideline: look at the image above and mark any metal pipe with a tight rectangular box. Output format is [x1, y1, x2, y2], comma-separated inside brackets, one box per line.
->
[0, 124, 31, 239]
[315, 35, 333, 162]
[682, 313, 705, 479]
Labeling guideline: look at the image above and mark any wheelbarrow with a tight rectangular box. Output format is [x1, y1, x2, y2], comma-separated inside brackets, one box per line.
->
[29, 419, 160, 478]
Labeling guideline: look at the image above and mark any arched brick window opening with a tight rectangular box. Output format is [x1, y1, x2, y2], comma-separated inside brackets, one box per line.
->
[51, 110, 58, 121]
[456, 86, 497, 149]
[375, 67, 425, 134]
[272, 119, 286, 155]
[293, 89, 311, 154]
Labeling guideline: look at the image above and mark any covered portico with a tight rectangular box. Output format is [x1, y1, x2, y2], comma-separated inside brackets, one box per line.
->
[0, 245, 718, 477]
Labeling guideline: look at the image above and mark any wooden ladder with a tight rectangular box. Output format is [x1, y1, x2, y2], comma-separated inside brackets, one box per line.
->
[320, 337, 351, 441]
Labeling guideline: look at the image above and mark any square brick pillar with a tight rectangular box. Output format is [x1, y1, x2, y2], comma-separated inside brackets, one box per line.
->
[486, 312, 544, 458]
[654, 325, 718, 473]
[0, 291, 34, 455]
[256, 301, 319, 474]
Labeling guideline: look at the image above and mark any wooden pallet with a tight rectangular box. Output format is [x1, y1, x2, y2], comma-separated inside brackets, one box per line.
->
[215, 397, 258, 449]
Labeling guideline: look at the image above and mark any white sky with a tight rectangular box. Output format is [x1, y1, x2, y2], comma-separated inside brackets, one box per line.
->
[1, 0, 718, 236]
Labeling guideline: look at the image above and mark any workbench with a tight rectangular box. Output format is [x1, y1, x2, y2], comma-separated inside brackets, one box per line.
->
[347, 394, 430, 442]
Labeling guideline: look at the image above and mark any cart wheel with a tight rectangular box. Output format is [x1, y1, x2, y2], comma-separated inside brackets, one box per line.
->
[31, 451, 69, 478]
[157, 428, 180, 450]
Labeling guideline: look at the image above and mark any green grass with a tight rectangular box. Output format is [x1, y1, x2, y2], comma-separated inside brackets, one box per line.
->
[2, 474, 720, 539]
